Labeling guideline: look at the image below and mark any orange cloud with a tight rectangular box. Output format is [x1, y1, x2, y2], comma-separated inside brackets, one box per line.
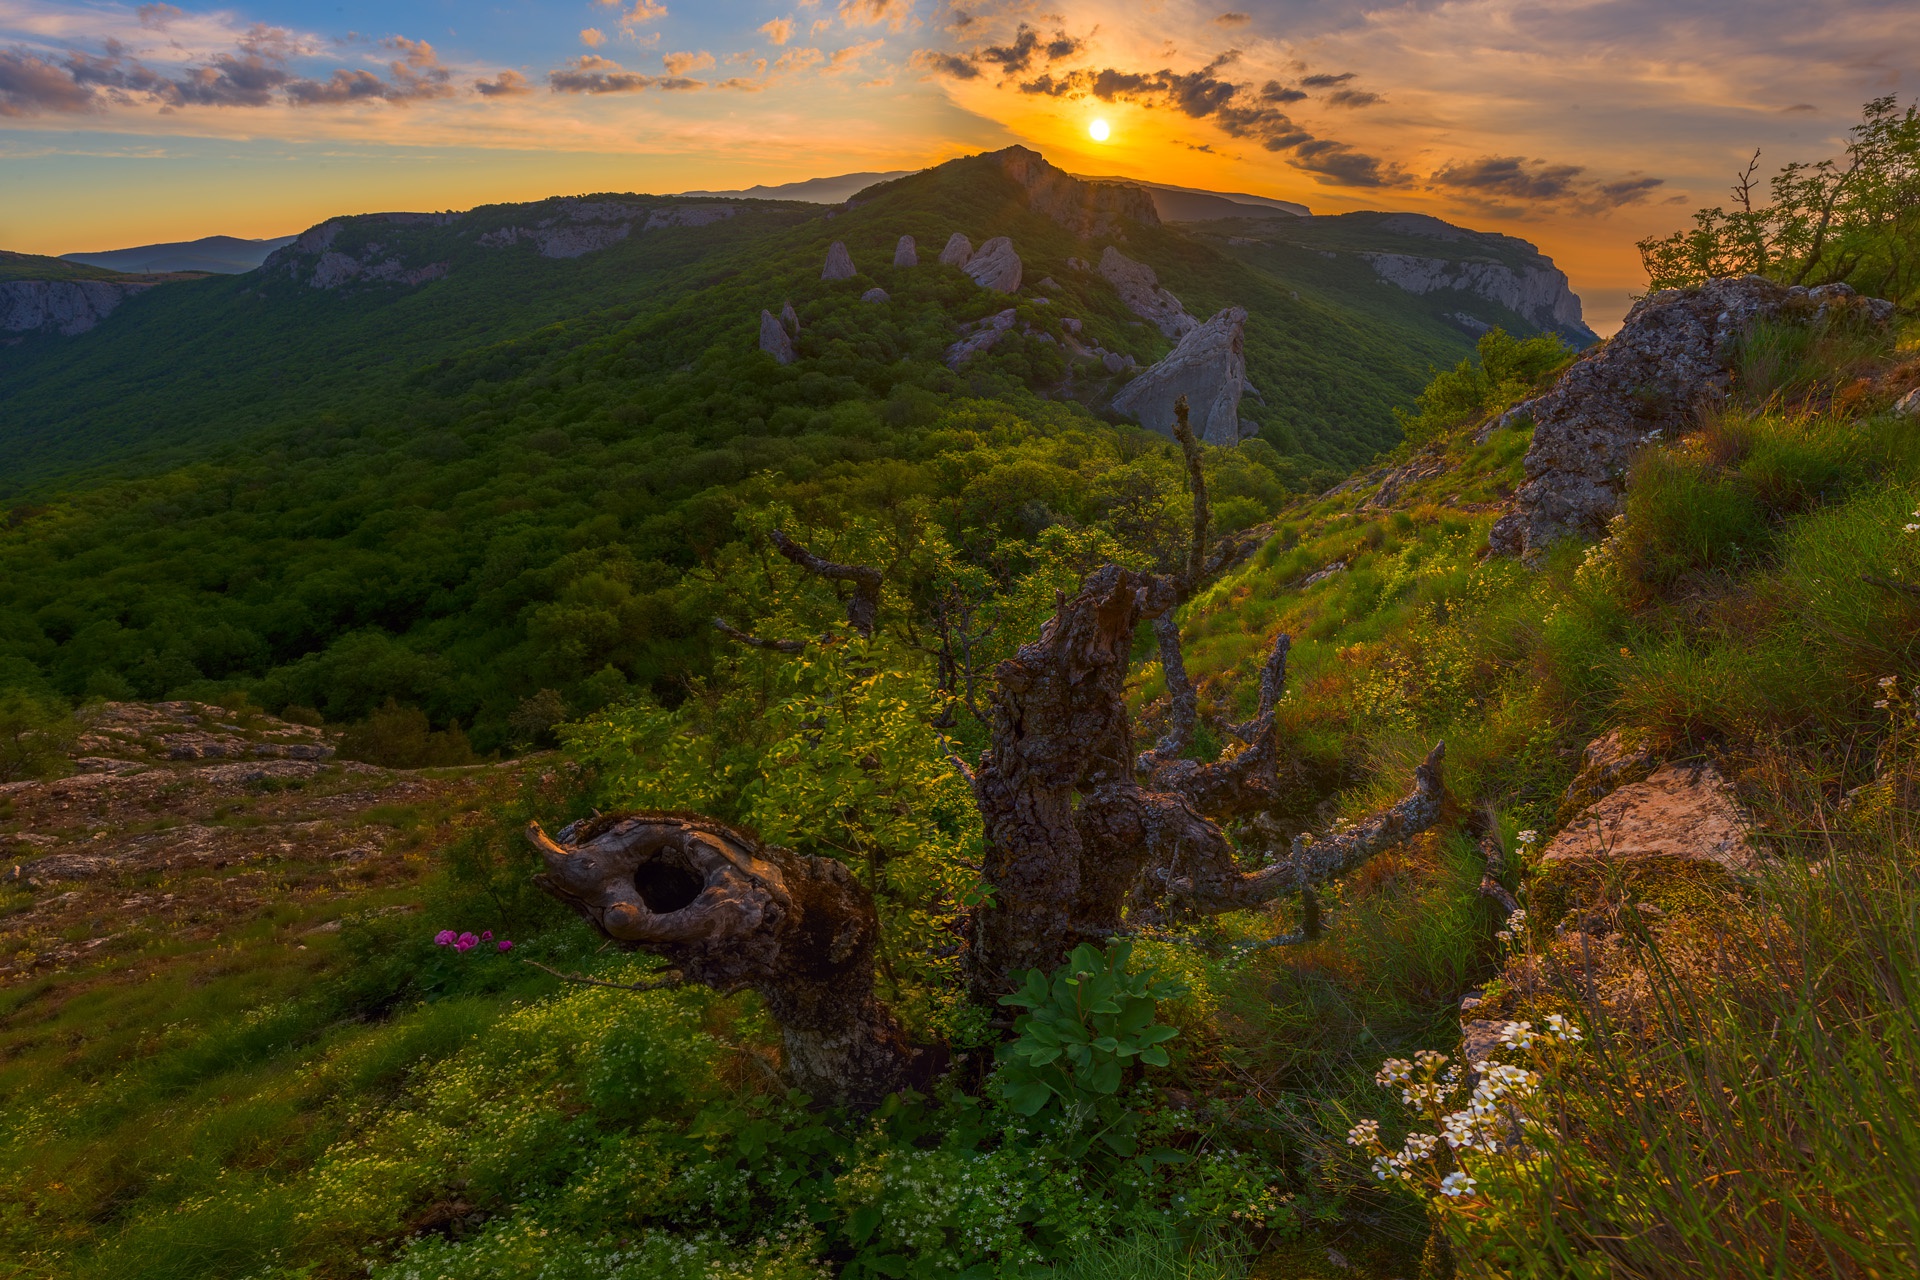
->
[580, 28, 605, 48]
[760, 18, 794, 46]
[663, 50, 715, 76]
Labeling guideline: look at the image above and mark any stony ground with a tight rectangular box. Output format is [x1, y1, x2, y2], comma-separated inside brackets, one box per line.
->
[0, 701, 524, 983]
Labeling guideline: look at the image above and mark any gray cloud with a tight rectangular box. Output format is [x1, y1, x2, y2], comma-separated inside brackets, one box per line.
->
[1215, 12, 1251, 25]
[1325, 87, 1379, 108]
[473, 69, 531, 97]
[0, 48, 98, 115]
[1430, 154, 1665, 210]
[1294, 138, 1405, 186]
[549, 55, 656, 93]
[1299, 71, 1354, 88]
[1260, 80, 1306, 103]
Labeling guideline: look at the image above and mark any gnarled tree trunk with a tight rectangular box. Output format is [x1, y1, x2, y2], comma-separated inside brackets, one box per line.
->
[528, 812, 918, 1107]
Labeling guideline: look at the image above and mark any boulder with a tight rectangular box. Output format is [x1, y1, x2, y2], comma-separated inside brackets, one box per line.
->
[861, 288, 890, 303]
[1062, 317, 1083, 334]
[1541, 761, 1756, 873]
[944, 308, 1017, 367]
[1109, 306, 1249, 446]
[1101, 350, 1133, 374]
[1489, 276, 1895, 562]
[963, 236, 1022, 293]
[1098, 246, 1197, 339]
[939, 233, 973, 267]
[780, 301, 800, 335]
[759, 309, 796, 364]
[893, 236, 918, 267]
[1895, 387, 1920, 418]
[822, 241, 856, 281]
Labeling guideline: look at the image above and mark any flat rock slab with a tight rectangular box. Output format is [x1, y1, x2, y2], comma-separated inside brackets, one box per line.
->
[1543, 761, 1755, 871]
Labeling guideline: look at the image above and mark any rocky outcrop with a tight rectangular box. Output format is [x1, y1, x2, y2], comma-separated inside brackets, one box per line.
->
[893, 236, 918, 267]
[759, 309, 796, 364]
[470, 201, 730, 262]
[1110, 306, 1250, 446]
[1363, 250, 1597, 344]
[963, 237, 1022, 293]
[990, 146, 1159, 238]
[861, 288, 890, 303]
[944, 308, 1017, 368]
[780, 301, 800, 335]
[822, 241, 856, 281]
[1098, 247, 1197, 339]
[1, 279, 162, 338]
[1542, 761, 1757, 874]
[1489, 277, 1895, 561]
[939, 233, 973, 267]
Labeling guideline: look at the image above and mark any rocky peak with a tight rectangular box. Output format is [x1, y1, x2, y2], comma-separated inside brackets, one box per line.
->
[985, 146, 1160, 238]
[2, 279, 164, 339]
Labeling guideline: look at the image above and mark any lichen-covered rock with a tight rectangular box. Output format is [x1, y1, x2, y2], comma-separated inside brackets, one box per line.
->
[939, 233, 973, 267]
[1542, 761, 1756, 873]
[759, 309, 796, 364]
[1098, 246, 1196, 339]
[822, 241, 856, 281]
[1110, 306, 1248, 446]
[963, 237, 1022, 293]
[1489, 276, 1895, 562]
[861, 288, 890, 303]
[1555, 729, 1660, 826]
[893, 236, 918, 267]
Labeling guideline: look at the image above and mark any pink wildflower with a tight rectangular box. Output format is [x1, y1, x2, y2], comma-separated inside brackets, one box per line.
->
[455, 931, 478, 952]
[434, 930, 456, 946]
[497, 939, 514, 953]
[481, 930, 493, 941]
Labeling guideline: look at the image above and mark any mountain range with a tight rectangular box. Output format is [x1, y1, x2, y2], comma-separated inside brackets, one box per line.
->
[61, 234, 298, 276]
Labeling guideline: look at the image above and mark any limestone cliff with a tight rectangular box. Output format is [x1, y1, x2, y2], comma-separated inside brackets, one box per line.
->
[2, 279, 162, 338]
[1110, 306, 1250, 446]
[988, 146, 1159, 238]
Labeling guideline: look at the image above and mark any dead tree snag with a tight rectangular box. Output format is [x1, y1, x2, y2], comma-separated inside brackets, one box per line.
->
[528, 812, 916, 1107]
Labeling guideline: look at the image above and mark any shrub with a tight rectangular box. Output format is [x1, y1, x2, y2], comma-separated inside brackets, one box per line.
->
[336, 699, 479, 768]
[1395, 329, 1572, 446]
[0, 689, 75, 783]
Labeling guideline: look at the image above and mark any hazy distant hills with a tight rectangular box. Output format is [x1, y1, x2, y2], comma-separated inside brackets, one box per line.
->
[678, 172, 915, 204]
[62, 234, 297, 276]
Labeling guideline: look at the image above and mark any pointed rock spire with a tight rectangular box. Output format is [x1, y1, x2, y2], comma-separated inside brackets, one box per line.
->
[893, 235, 918, 267]
[938, 233, 973, 267]
[759, 309, 796, 364]
[822, 241, 856, 281]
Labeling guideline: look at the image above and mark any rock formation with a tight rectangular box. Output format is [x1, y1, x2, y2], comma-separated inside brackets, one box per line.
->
[989, 146, 1160, 238]
[939, 233, 973, 267]
[1, 279, 163, 338]
[822, 241, 856, 281]
[1110, 306, 1250, 446]
[962, 237, 1022, 293]
[1895, 387, 1920, 418]
[1489, 277, 1895, 562]
[1098, 247, 1197, 339]
[759, 309, 796, 364]
[944, 308, 1017, 368]
[893, 236, 918, 267]
[472, 202, 731, 261]
[780, 301, 800, 335]
[1364, 252, 1596, 345]
[861, 288, 889, 303]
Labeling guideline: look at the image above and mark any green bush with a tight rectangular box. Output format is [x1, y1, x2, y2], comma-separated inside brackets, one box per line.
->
[0, 688, 75, 782]
[1395, 328, 1572, 446]
[335, 699, 479, 768]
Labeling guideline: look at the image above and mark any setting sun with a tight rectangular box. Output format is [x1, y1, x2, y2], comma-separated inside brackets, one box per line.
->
[1088, 118, 1111, 142]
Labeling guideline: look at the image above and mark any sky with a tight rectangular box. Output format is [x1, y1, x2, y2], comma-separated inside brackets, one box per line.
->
[3, 1, 1916, 331]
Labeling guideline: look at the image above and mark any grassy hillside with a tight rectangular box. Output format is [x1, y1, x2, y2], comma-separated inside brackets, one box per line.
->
[6, 301, 1913, 1280]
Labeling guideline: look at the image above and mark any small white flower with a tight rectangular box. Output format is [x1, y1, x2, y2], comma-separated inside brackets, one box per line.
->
[1544, 1012, 1584, 1044]
[1498, 1020, 1536, 1050]
[1347, 1119, 1381, 1147]
[1879, 676, 1898, 690]
[1516, 829, 1538, 845]
[1875, 700, 1891, 709]
[1440, 1171, 1478, 1197]
[1904, 524, 1920, 534]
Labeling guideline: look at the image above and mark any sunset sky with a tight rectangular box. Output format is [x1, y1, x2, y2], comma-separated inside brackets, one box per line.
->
[3, 1, 1915, 330]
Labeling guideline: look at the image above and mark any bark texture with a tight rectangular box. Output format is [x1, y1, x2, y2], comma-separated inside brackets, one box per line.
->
[529, 812, 916, 1106]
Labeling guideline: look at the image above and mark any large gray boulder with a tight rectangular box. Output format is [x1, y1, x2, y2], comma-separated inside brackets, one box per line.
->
[1098, 246, 1197, 339]
[1110, 306, 1249, 446]
[944, 308, 1018, 368]
[1488, 277, 1895, 562]
[759, 309, 796, 364]
[963, 236, 1022, 293]
[822, 241, 856, 281]
[938, 233, 973, 267]
[894, 236, 918, 267]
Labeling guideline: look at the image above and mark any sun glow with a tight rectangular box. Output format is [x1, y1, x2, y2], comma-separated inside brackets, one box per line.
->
[1088, 118, 1110, 142]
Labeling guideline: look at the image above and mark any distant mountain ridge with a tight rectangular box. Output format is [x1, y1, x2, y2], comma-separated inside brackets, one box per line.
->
[63, 235, 297, 276]
[677, 172, 916, 204]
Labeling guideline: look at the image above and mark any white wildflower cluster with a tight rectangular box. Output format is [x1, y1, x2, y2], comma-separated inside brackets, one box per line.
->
[1515, 829, 1539, 847]
[1876, 674, 1898, 709]
[1346, 1014, 1584, 1206]
[1496, 907, 1529, 944]
[1905, 506, 1920, 534]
